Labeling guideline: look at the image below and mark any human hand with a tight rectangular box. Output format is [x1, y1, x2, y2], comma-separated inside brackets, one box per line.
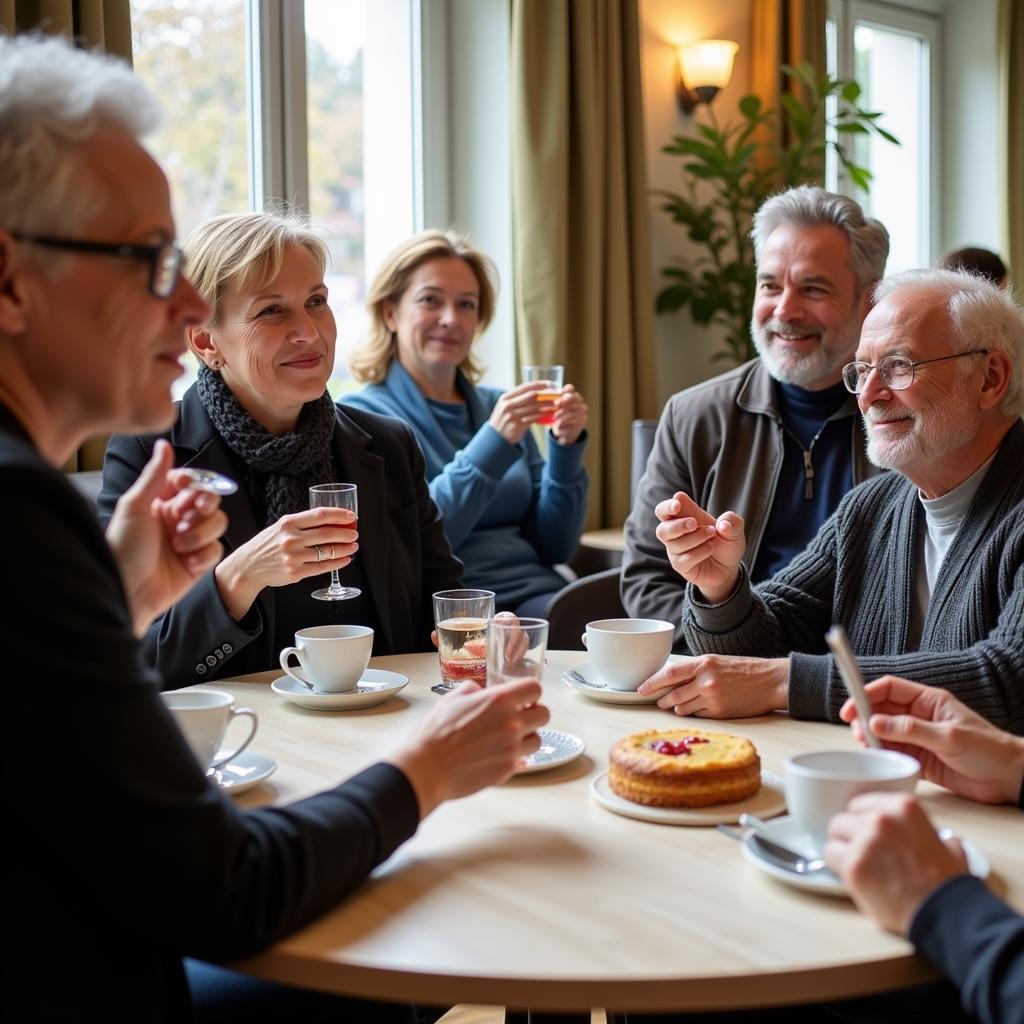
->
[637, 654, 789, 717]
[825, 792, 968, 934]
[549, 384, 588, 446]
[488, 381, 548, 445]
[654, 492, 745, 603]
[840, 676, 1024, 805]
[388, 678, 550, 817]
[214, 506, 358, 621]
[105, 440, 227, 636]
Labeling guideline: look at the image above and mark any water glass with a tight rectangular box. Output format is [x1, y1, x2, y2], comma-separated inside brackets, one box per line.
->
[521, 365, 564, 425]
[486, 617, 548, 687]
[432, 589, 495, 693]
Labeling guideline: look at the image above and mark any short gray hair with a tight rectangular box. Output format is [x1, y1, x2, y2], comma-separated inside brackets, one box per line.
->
[0, 34, 160, 237]
[752, 185, 890, 293]
[874, 268, 1024, 417]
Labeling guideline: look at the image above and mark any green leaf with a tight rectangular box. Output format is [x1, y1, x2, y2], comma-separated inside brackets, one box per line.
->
[836, 123, 869, 134]
[780, 93, 810, 134]
[874, 127, 900, 145]
[781, 62, 818, 96]
[847, 165, 872, 190]
[738, 94, 762, 118]
[840, 80, 861, 103]
[655, 284, 693, 314]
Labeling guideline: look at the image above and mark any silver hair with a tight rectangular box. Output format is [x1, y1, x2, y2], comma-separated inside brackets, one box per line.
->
[0, 34, 160, 238]
[752, 185, 890, 293]
[874, 268, 1024, 418]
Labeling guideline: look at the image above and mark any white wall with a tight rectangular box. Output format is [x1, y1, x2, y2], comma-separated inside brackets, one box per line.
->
[639, 0, 753, 404]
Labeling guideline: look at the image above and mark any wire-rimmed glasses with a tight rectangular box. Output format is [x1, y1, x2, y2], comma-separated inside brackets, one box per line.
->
[309, 483, 359, 602]
[841, 349, 989, 394]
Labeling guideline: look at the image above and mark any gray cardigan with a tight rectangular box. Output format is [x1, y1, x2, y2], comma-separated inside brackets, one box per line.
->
[683, 419, 1024, 732]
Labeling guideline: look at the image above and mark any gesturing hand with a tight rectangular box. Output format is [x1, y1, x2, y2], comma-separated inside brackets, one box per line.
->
[105, 439, 227, 636]
[388, 678, 550, 818]
[840, 676, 1024, 805]
[488, 381, 548, 445]
[654, 491, 745, 603]
[214, 505, 358, 621]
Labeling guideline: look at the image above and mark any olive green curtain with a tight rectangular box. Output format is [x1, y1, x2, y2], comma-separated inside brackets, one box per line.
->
[750, 0, 827, 174]
[2, 0, 132, 470]
[999, 0, 1023, 290]
[510, 0, 656, 530]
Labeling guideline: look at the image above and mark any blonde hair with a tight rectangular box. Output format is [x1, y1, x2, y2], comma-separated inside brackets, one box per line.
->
[350, 229, 498, 384]
[183, 212, 330, 327]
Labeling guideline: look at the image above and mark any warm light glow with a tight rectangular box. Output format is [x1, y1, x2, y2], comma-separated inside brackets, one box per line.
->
[677, 39, 738, 91]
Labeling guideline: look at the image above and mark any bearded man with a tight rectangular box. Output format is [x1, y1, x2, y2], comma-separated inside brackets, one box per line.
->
[641, 269, 1024, 734]
[623, 186, 890, 648]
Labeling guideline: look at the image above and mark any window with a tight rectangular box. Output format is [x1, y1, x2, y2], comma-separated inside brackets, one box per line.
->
[827, 1, 940, 272]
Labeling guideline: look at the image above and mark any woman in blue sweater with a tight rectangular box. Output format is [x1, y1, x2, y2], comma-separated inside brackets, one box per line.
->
[343, 230, 589, 614]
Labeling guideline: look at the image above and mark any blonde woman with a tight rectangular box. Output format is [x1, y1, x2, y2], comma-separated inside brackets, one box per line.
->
[344, 230, 589, 614]
[99, 213, 462, 686]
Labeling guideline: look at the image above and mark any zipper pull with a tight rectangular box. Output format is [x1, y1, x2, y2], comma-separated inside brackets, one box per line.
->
[803, 450, 815, 500]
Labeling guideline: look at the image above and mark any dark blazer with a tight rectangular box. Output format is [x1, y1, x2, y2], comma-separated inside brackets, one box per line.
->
[99, 386, 462, 687]
[1, 403, 420, 1021]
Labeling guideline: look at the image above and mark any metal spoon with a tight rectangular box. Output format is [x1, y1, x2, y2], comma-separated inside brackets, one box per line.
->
[566, 668, 605, 689]
[719, 821, 828, 874]
[182, 468, 239, 496]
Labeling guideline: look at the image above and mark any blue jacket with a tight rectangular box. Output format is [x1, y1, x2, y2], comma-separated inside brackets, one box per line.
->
[342, 361, 588, 609]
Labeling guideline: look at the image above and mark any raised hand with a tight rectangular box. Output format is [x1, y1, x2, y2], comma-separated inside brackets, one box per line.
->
[840, 676, 1024, 805]
[388, 678, 550, 817]
[105, 439, 227, 636]
[549, 384, 588, 446]
[214, 506, 357, 621]
[654, 491, 745, 603]
[488, 381, 549, 445]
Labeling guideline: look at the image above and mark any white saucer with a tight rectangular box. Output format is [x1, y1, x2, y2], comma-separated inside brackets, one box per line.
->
[211, 750, 276, 795]
[271, 669, 408, 710]
[739, 815, 992, 897]
[562, 663, 667, 705]
[591, 770, 787, 826]
[516, 729, 585, 774]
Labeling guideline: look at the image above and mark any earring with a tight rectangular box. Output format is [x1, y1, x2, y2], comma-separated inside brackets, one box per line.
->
[210, 359, 222, 369]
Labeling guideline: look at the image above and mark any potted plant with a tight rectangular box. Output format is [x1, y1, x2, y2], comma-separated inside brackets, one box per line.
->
[656, 63, 899, 365]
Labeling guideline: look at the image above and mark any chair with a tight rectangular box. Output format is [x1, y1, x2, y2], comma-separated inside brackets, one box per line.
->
[69, 469, 104, 511]
[542, 565, 625, 650]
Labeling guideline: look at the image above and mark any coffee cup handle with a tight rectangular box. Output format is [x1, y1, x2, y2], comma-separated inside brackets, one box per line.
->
[209, 705, 258, 773]
[279, 646, 312, 688]
[581, 634, 588, 648]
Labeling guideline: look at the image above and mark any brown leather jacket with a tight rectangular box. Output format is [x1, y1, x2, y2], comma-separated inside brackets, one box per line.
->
[621, 358, 882, 648]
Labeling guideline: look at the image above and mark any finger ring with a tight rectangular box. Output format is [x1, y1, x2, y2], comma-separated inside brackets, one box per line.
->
[314, 544, 323, 562]
[329, 545, 336, 560]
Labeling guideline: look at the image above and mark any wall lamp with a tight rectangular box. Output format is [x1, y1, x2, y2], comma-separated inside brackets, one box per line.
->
[676, 39, 739, 113]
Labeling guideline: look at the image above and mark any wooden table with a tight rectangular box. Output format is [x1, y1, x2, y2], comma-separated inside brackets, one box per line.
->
[573, 529, 625, 575]
[212, 651, 1023, 1014]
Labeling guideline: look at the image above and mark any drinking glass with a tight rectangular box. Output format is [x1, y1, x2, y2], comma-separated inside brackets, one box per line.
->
[432, 589, 495, 693]
[521, 365, 564, 425]
[486, 617, 548, 687]
[309, 483, 360, 601]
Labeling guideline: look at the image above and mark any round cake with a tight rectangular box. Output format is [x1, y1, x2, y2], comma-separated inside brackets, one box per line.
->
[608, 729, 761, 808]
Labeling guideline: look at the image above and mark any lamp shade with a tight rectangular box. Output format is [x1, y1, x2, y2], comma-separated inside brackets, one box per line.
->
[677, 39, 738, 92]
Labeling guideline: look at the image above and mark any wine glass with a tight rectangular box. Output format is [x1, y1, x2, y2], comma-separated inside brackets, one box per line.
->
[309, 483, 360, 601]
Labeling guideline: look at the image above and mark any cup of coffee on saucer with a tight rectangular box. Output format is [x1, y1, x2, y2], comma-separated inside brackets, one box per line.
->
[279, 624, 373, 693]
[784, 749, 920, 855]
[581, 618, 673, 691]
[161, 689, 258, 776]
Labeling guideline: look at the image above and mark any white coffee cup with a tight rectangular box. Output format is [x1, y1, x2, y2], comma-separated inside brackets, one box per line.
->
[785, 749, 921, 855]
[161, 689, 258, 775]
[279, 624, 373, 693]
[581, 618, 674, 690]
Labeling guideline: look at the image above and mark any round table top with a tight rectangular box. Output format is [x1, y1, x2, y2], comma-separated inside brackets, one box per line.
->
[213, 651, 1023, 1012]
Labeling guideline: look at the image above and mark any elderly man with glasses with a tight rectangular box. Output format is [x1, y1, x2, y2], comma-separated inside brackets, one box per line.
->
[639, 268, 1024, 734]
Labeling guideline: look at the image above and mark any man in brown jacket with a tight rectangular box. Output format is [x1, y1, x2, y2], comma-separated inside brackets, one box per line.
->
[622, 186, 889, 649]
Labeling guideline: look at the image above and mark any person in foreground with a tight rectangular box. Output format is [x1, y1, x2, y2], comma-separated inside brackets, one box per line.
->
[343, 230, 589, 615]
[0, 33, 548, 1021]
[622, 186, 889, 648]
[99, 211, 462, 687]
[640, 269, 1024, 733]
[826, 676, 1024, 1024]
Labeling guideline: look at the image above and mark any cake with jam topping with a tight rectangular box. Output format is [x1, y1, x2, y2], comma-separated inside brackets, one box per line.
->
[608, 728, 761, 807]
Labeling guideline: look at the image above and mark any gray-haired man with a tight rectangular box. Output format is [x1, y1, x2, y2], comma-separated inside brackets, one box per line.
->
[622, 186, 890, 647]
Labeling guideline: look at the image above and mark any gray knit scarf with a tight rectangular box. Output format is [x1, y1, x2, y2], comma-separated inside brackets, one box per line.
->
[196, 365, 337, 527]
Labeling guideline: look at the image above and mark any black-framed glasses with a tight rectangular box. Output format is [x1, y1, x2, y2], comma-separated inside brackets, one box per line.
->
[10, 232, 184, 299]
[841, 349, 989, 394]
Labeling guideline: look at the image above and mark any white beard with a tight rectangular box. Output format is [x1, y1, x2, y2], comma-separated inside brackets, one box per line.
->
[750, 312, 861, 388]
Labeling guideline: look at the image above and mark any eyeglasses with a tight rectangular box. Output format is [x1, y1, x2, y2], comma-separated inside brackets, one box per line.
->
[841, 349, 989, 394]
[10, 232, 184, 299]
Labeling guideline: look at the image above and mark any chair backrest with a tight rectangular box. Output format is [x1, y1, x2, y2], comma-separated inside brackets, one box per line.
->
[630, 419, 657, 504]
[542, 566, 625, 650]
[68, 470, 104, 511]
